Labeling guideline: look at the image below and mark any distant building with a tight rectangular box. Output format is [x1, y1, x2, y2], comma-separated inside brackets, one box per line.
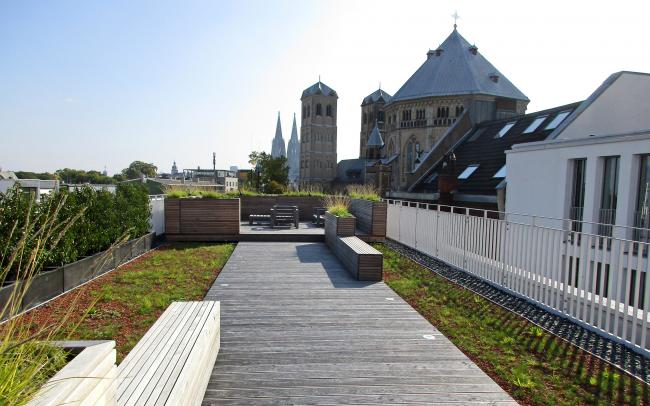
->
[171, 161, 179, 178]
[0, 178, 59, 200]
[299, 80, 338, 188]
[360, 26, 529, 192]
[182, 168, 239, 192]
[271, 112, 286, 158]
[229, 165, 238, 172]
[287, 113, 300, 188]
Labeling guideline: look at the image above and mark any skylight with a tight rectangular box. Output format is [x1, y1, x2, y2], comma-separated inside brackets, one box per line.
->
[468, 127, 485, 142]
[493, 165, 506, 178]
[458, 164, 479, 180]
[523, 116, 547, 134]
[545, 111, 571, 130]
[495, 122, 516, 138]
[425, 172, 438, 184]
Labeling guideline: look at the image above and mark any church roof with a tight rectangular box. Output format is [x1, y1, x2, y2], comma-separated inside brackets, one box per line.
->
[390, 28, 529, 104]
[362, 89, 392, 105]
[271, 113, 286, 158]
[367, 121, 384, 147]
[302, 80, 338, 99]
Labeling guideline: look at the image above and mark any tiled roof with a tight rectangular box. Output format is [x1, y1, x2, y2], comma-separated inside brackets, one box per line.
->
[302, 81, 338, 99]
[390, 29, 528, 104]
[362, 89, 392, 105]
[411, 102, 582, 196]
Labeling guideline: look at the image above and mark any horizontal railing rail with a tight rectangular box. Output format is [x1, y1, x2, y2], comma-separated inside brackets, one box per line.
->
[384, 198, 650, 355]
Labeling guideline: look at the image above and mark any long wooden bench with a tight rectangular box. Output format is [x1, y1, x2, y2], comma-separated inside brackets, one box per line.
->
[116, 301, 220, 406]
[330, 236, 383, 281]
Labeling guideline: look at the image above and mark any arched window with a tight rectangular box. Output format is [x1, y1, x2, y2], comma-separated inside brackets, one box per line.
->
[316, 103, 322, 116]
[363, 112, 367, 124]
[405, 138, 420, 172]
[302, 105, 306, 119]
[378, 111, 385, 122]
[326, 104, 332, 117]
[307, 105, 311, 117]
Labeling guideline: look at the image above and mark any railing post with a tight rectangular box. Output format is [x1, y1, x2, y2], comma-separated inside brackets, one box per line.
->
[414, 205, 419, 249]
[435, 206, 440, 257]
[463, 208, 469, 269]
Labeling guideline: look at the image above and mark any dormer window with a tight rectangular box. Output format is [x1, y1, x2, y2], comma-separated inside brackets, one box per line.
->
[495, 121, 516, 138]
[489, 73, 500, 83]
[545, 111, 571, 130]
[458, 164, 479, 180]
[523, 116, 547, 134]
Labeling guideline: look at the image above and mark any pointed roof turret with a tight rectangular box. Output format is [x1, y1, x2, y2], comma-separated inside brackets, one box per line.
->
[271, 112, 286, 158]
[367, 121, 384, 148]
[362, 88, 392, 106]
[301, 79, 338, 99]
[287, 113, 300, 184]
[390, 29, 528, 104]
[290, 113, 299, 141]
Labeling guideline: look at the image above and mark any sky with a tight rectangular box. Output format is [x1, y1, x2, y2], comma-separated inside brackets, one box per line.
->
[1, 0, 649, 175]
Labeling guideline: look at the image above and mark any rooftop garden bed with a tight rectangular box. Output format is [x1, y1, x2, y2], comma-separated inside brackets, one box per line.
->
[346, 184, 381, 202]
[374, 243, 649, 405]
[13, 243, 234, 363]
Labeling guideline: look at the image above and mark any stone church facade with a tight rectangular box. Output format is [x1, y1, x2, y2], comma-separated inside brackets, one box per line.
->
[360, 27, 529, 191]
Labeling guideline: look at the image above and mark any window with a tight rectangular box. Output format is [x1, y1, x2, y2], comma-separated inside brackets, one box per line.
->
[362, 112, 367, 124]
[416, 109, 425, 120]
[545, 111, 571, 130]
[458, 164, 479, 179]
[405, 139, 419, 171]
[523, 116, 547, 134]
[302, 105, 306, 119]
[326, 104, 332, 117]
[437, 106, 450, 118]
[495, 122, 516, 138]
[425, 171, 438, 184]
[493, 165, 506, 178]
[401, 110, 412, 121]
[635, 155, 650, 240]
[378, 111, 384, 122]
[455, 105, 465, 116]
[599, 156, 619, 236]
[570, 159, 587, 231]
[307, 105, 311, 117]
[316, 104, 322, 116]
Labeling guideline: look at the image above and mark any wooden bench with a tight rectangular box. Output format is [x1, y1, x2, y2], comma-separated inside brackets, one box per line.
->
[270, 205, 298, 228]
[116, 301, 220, 406]
[330, 236, 383, 281]
[248, 214, 270, 225]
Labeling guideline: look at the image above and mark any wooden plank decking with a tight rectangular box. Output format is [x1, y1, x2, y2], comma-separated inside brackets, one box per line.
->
[202, 242, 515, 405]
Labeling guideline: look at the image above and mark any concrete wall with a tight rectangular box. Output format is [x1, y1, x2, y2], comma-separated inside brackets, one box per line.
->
[506, 132, 650, 237]
[554, 72, 650, 141]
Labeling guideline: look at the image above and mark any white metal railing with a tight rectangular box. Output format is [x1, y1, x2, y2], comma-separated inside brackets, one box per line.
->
[385, 199, 650, 355]
[149, 195, 165, 235]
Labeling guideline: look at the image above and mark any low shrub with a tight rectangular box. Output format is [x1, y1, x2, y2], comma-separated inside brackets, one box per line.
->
[346, 184, 380, 202]
[324, 195, 353, 217]
[0, 183, 151, 280]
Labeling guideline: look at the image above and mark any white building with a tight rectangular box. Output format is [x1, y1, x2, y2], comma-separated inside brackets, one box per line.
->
[506, 71, 650, 240]
[0, 178, 60, 200]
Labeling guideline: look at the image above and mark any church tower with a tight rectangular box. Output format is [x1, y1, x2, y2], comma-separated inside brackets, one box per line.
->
[271, 112, 286, 158]
[299, 80, 338, 188]
[287, 113, 300, 187]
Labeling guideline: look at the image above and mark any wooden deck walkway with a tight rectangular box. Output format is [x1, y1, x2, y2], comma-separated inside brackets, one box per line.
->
[202, 242, 516, 405]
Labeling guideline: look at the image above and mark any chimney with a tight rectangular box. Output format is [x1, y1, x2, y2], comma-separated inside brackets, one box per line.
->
[489, 73, 500, 83]
[468, 45, 478, 55]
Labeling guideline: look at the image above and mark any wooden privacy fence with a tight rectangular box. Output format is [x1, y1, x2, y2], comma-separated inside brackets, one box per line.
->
[385, 199, 650, 356]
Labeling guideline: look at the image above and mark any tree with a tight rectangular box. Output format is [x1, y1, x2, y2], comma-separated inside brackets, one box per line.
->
[121, 161, 157, 179]
[55, 168, 115, 184]
[248, 151, 288, 194]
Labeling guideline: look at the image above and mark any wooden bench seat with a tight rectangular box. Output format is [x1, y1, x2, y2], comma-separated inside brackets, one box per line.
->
[270, 205, 298, 228]
[117, 301, 220, 406]
[330, 236, 383, 281]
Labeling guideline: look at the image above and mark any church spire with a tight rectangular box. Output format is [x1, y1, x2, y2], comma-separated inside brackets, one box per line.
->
[271, 112, 286, 158]
[287, 113, 300, 186]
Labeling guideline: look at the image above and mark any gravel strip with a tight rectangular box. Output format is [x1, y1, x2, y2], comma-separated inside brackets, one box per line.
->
[384, 239, 650, 383]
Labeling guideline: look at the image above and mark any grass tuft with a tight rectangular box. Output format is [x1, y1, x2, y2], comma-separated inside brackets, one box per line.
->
[346, 184, 380, 201]
[323, 195, 353, 217]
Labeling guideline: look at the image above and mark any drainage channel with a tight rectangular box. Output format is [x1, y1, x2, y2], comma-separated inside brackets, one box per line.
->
[383, 239, 650, 384]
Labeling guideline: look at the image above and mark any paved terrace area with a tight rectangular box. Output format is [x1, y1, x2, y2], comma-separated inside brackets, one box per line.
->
[202, 242, 515, 405]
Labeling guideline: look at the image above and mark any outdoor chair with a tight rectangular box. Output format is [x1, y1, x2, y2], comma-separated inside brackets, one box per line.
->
[312, 207, 326, 227]
[270, 205, 299, 228]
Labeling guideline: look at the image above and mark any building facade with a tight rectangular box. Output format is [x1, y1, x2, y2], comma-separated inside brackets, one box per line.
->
[299, 80, 338, 188]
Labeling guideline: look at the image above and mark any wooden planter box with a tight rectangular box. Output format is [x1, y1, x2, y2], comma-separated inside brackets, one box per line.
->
[165, 198, 240, 239]
[27, 341, 117, 405]
[349, 199, 387, 237]
[324, 212, 356, 240]
[240, 196, 324, 221]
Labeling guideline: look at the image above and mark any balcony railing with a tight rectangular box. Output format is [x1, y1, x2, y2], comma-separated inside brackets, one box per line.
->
[635, 209, 650, 243]
[384, 199, 650, 355]
[598, 208, 616, 237]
